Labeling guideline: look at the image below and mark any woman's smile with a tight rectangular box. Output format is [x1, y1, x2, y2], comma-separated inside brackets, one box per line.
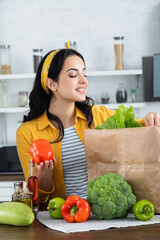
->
[75, 87, 87, 95]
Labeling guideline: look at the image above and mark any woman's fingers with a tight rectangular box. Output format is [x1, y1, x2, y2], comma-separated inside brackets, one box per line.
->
[36, 161, 44, 169]
[36, 158, 56, 170]
[144, 112, 160, 126]
[44, 160, 50, 169]
[154, 113, 160, 126]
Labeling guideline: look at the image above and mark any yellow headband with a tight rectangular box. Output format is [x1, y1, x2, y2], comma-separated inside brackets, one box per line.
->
[41, 50, 60, 94]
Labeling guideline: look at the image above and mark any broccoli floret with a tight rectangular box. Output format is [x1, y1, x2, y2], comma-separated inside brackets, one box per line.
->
[87, 173, 136, 220]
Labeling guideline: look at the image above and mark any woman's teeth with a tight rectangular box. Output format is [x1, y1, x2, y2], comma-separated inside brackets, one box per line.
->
[76, 88, 85, 92]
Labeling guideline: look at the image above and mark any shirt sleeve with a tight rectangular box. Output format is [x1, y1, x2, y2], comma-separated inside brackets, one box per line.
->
[16, 126, 55, 203]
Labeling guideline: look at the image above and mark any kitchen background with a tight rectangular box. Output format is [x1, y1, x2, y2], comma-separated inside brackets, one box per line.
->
[0, 0, 160, 145]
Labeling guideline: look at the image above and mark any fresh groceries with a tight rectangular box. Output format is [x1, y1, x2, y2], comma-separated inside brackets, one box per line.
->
[61, 195, 90, 223]
[132, 199, 154, 221]
[96, 104, 142, 129]
[29, 139, 54, 165]
[0, 202, 35, 226]
[87, 172, 136, 220]
[47, 197, 66, 219]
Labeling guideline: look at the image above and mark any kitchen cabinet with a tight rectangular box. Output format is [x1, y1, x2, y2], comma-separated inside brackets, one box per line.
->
[0, 69, 145, 145]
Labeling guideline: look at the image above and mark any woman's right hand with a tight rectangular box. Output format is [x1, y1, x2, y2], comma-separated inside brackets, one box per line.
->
[35, 157, 56, 192]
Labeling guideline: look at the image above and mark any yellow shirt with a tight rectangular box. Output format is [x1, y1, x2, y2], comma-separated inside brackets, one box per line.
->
[16, 105, 144, 203]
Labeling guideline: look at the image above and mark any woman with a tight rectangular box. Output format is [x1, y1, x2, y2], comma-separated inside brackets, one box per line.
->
[16, 48, 160, 203]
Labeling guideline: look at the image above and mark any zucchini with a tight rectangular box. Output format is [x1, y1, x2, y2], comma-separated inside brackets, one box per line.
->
[0, 202, 35, 226]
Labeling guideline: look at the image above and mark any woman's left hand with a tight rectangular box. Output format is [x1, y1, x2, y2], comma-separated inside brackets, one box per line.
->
[144, 112, 160, 126]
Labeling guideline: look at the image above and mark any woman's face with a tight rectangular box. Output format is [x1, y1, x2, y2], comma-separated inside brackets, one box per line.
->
[54, 55, 88, 102]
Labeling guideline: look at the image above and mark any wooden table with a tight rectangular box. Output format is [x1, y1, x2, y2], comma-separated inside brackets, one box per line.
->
[0, 217, 160, 240]
[0, 175, 160, 239]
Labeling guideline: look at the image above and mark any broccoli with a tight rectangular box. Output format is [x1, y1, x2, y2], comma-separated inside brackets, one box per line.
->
[87, 172, 136, 220]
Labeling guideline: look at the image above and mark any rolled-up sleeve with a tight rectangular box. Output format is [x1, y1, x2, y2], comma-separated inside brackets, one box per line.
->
[16, 126, 56, 203]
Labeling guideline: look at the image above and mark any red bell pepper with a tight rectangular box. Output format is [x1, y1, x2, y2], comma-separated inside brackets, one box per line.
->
[29, 139, 54, 165]
[61, 195, 90, 223]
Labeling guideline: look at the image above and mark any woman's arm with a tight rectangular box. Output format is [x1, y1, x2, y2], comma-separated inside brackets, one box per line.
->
[16, 126, 56, 203]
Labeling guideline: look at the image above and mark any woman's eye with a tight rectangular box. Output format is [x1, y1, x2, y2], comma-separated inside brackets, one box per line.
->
[70, 75, 77, 78]
[84, 75, 87, 78]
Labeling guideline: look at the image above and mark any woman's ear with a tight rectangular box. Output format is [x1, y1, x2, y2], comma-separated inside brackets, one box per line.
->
[45, 78, 57, 92]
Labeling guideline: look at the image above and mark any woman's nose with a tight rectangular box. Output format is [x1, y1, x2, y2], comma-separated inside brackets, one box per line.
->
[79, 73, 88, 84]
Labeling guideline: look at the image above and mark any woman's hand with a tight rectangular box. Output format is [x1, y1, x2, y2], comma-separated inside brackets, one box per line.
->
[36, 157, 56, 170]
[36, 157, 56, 192]
[144, 112, 160, 126]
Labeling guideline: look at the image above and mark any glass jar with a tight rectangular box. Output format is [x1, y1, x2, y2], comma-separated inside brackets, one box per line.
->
[113, 37, 124, 70]
[32, 49, 43, 73]
[131, 89, 137, 103]
[0, 79, 8, 107]
[0, 44, 11, 74]
[70, 41, 77, 50]
[65, 41, 77, 50]
[116, 83, 127, 103]
[18, 91, 28, 107]
[101, 92, 109, 104]
[12, 182, 23, 202]
[21, 188, 33, 209]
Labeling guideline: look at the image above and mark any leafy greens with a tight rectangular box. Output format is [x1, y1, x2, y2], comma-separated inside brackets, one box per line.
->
[96, 104, 143, 129]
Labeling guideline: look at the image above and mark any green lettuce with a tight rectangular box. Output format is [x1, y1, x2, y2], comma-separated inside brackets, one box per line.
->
[96, 104, 142, 129]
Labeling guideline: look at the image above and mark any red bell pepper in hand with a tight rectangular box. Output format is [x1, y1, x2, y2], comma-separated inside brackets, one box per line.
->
[29, 139, 54, 165]
[61, 195, 90, 223]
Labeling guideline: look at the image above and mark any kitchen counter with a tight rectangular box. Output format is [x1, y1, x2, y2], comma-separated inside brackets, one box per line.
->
[0, 216, 160, 240]
[0, 174, 25, 181]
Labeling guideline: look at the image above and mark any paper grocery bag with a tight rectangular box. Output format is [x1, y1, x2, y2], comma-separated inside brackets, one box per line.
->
[84, 126, 160, 213]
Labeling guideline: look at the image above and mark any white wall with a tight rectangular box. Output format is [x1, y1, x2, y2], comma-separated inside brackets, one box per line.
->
[1, 0, 160, 72]
[0, 0, 160, 144]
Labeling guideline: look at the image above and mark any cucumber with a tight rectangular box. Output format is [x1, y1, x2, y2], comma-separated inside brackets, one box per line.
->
[0, 202, 35, 226]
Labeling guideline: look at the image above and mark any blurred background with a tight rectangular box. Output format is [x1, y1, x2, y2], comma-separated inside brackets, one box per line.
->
[0, 0, 160, 144]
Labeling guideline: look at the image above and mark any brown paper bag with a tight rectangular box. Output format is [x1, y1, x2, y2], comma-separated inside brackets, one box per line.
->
[84, 126, 160, 213]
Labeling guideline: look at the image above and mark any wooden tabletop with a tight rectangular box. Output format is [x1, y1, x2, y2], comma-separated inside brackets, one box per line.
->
[0, 174, 25, 181]
[0, 176, 160, 239]
[0, 217, 160, 240]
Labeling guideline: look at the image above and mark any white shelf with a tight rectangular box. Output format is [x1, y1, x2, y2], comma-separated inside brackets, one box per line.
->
[0, 69, 142, 80]
[0, 73, 35, 79]
[0, 102, 146, 113]
[87, 69, 142, 76]
[0, 143, 16, 148]
[96, 102, 146, 109]
[0, 107, 29, 113]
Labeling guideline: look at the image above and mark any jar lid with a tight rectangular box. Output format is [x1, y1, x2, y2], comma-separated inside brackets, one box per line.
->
[19, 91, 28, 95]
[0, 44, 11, 49]
[131, 89, 136, 93]
[113, 36, 124, 40]
[32, 49, 43, 52]
[14, 181, 23, 188]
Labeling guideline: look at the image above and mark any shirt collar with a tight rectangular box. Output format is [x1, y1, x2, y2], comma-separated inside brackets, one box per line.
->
[38, 111, 54, 130]
[38, 107, 87, 131]
[75, 107, 86, 121]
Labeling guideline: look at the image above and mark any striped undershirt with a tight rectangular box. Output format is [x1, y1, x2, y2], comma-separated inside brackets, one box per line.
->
[61, 125, 88, 199]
